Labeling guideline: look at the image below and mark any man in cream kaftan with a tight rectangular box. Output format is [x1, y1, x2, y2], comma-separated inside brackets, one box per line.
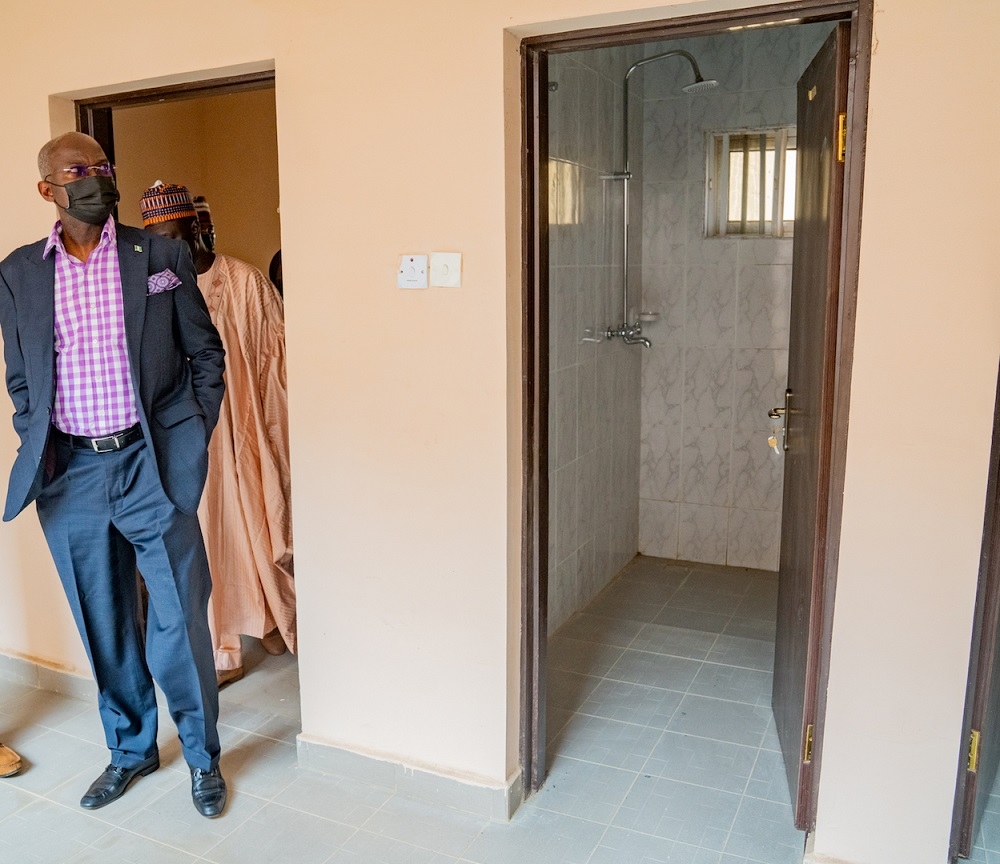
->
[140, 183, 295, 683]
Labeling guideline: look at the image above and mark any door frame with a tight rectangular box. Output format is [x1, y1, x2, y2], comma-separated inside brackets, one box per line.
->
[75, 70, 275, 165]
[519, 0, 873, 815]
[950, 360, 1000, 859]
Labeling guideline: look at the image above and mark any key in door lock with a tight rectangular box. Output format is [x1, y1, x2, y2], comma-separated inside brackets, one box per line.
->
[767, 389, 792, 452]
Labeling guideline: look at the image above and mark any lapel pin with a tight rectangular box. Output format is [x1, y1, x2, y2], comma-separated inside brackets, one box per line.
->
[134, 245, 142, 253]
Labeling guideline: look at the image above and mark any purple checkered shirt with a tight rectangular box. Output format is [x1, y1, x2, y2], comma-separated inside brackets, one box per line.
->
[43, 217, 139, 437]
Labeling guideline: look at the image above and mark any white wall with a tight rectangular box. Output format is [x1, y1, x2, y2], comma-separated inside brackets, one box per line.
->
[0, 2, 994, 860]
[812, 1, 1000, 861]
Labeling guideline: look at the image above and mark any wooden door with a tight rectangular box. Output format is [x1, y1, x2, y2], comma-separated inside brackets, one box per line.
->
[951, 364, 1000, 860]
[772, 22, 850, 830]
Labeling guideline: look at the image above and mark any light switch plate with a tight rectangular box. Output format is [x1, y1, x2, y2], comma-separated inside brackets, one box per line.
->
[430, 252, 462, 288]
[398, 254, 428, 289]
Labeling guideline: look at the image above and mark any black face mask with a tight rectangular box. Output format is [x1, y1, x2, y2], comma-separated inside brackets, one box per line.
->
[50, 175, 120, 225]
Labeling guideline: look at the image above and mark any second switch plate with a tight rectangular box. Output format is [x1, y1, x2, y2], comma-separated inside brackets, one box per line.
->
[430, 252, 462, 288]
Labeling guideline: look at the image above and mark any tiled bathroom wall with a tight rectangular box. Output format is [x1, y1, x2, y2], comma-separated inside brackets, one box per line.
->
[547, 23, 835, 627]
[547, 47, 646, 633]
[637, 23, 835, 570]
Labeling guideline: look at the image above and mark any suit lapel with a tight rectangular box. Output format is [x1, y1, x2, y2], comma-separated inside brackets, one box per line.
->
[116, 225, 147, 376]
[23, 249, 55, 405]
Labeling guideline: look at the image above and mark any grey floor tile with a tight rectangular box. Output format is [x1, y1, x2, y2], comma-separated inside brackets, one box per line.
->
[68, 830, 205, 863]
[612, 774, 741, 851]
[547, 670, 601, 711]
[760, 717, 781, 753]
[605, 649, 703, 692]
[0, 781, 35, 821]
[462, 806, 605, 864]
[546, 706, 575, 745]
[548, 637, 625, 677]
[744, 748, 792, 805]
[706, 636, 774, 673]
[554, 613, 644, 649]
[587, 592, 665, 624]
[732, 591, 777, 624]
[118, 778, 265, 857]
[0, 679, 38, 707]
[362, 795, 486, 858]
[532, 754, 637, 823]
[590, 825, 722, 863]
[276, 766, 393, 827]
[983, 808, 1000, 852]
[328, 830, 461, 863]
[668, 588, 743, 617]
[0, 799, 112, 863]
[577, 679, 683, 728]
[644, 731, 757, 795]
[682, 570, 753, 597]
[3, 688, 93, 733]
[203, 801, 356, 864]
[722, 618, 775, 642]
[620, 557, 691, 585]
[47, 759, 186, 826]
[965, 844, 989, 864]
[1, 729, 108, 798]
[654, 607, 732, 634]
[687, 664, 772, 707]
[607, 577, 684, 608]
[723, 796, 804, 864]
[668, 696, 771, 748]
[218, 730, 299, 802]
[549, 714, 662, 772]
[630, 622, 719, 660]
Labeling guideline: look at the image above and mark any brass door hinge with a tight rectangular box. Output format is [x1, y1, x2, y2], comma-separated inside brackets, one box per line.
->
[969, 728, 982, 773]
[837, 113, 847, 162]
[803, 723, 815, 764]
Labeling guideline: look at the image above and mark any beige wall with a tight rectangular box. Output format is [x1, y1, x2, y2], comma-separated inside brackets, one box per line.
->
[0, 1, 996, 860]
[114, 89, 280, 277]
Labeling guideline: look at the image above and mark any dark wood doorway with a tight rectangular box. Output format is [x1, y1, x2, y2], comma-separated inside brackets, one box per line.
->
[772, 20, 850, 829]
[951, 362, 1000, 860]
[519, 0, 873, 828]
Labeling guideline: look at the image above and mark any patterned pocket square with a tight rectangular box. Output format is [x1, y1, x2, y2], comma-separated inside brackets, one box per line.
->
[147, 269, 182, 295]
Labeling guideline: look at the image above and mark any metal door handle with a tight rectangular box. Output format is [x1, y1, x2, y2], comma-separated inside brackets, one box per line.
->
[768, 389, 792, 451]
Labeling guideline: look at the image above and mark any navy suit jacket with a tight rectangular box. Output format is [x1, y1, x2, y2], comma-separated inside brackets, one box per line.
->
[0, 222, 225, 521]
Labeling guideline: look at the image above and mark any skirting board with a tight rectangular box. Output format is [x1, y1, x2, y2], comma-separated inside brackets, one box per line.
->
[0, 654, 525, 823]
[0, 652, 96, 703]
[297, 735, 524, 822]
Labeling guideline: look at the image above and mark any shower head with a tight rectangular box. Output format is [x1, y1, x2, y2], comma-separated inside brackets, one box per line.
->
[682, 77, 719, 94]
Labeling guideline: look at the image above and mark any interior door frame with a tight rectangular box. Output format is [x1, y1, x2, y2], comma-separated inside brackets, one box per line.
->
[950, 361, 1000, 860]
[75, 70, 275, 166]
[519, 0, 874, 811]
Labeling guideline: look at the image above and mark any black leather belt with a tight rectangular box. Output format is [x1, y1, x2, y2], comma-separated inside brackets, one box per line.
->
[52, 423, 143, 453]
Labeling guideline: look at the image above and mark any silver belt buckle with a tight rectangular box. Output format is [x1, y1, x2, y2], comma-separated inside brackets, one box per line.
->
[92, 432, 120, 453]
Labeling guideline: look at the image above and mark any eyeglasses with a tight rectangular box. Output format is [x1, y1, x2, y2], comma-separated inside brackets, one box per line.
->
[48, 163, 116, 181]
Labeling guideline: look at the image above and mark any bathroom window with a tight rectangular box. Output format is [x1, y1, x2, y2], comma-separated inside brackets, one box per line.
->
[706, 127, 796, 237]
[549, 158, 582, 226]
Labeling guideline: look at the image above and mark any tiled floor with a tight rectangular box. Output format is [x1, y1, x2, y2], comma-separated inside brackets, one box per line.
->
[545, 556, 804, 864]
[969, 788, 1000, 861]
[0, 556, 803, 863]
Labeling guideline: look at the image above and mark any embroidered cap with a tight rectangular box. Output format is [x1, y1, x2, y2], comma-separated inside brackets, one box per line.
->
[140, 181, 197, 227]
[192, 195, 213, 230]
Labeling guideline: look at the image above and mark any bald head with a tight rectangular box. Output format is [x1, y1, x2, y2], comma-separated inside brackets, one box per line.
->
[37, 132, 105, 180]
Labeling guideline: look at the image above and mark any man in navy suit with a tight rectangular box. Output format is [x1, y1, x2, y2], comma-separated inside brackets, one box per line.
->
[0, 132, 228, 817]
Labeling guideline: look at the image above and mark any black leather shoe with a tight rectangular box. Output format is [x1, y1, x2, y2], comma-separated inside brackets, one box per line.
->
[190, 765, 227, 818]
[80, 754, 159, 809]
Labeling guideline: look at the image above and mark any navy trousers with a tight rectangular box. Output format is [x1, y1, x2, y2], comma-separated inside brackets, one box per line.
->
[35, 434, 220, 771]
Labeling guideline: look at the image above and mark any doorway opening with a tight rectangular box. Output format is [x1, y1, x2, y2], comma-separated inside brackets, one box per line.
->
[520, 0, 872, 847]
[74, 72, 299, 736]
